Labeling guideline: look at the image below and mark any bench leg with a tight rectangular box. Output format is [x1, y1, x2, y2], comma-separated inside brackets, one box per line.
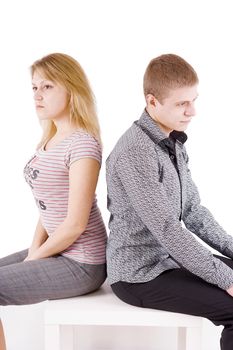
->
[45, 325, 74, 350]
[177, 327, 202, 350]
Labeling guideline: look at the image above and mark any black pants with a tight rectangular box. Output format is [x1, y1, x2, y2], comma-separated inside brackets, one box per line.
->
[111, 255, 233, 350]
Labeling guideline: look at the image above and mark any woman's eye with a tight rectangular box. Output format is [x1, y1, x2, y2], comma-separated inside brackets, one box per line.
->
[44, 85, 53, 90]
[32, 86, 37, 91]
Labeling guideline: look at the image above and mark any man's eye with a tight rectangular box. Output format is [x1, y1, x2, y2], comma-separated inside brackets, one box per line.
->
[32, 86, 37, 91]
[44, 85, 53, 89]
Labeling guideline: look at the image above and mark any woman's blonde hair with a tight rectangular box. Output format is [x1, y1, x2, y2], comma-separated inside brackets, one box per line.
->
[31, 53, 101, 148]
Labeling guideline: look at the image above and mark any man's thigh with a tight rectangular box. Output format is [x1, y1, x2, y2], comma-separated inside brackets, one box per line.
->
[115, 256, 233, 326]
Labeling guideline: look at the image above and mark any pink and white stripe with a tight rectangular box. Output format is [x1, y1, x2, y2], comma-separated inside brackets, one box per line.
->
[24, 131, 107, 264]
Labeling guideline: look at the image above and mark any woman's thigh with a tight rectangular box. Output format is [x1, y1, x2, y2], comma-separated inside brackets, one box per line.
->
[0, 254, 106, 306]
[0, 249, 28, 267]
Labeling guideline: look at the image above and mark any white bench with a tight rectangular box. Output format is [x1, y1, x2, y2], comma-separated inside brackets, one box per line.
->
[44, 282, 203, 350]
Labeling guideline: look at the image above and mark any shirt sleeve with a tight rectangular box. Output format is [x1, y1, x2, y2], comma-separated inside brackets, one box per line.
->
[181, 146, 233, 260]
[65, 133, 102, 169]
[116, 146, 233, 290]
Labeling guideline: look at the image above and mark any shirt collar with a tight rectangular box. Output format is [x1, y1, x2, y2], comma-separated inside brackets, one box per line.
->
[135, 109, 188, 147]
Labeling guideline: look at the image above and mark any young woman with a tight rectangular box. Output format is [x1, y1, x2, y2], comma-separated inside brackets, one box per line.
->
[0, 53, 107, 349]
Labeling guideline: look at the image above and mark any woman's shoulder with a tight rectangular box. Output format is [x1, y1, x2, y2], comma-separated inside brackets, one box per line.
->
[69, 130, 101, 148]
[65, 130, 102, 167]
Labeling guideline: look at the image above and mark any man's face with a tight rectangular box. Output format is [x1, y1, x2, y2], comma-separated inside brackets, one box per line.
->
[148, 85, 198, 135]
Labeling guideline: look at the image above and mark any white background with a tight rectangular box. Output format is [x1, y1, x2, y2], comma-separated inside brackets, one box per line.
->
[0, 0, 233, 349]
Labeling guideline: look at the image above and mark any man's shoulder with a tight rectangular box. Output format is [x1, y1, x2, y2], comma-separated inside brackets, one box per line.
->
[107, 121, 153, 164]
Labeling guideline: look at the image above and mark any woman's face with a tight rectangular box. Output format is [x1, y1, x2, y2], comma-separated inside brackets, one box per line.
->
[32, 70, 70, 121]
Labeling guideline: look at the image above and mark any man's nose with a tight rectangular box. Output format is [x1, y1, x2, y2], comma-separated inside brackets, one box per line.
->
[185, 103, 196, 117]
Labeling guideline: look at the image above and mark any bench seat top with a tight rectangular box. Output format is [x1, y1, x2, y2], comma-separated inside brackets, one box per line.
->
[44, 283, 202, 328]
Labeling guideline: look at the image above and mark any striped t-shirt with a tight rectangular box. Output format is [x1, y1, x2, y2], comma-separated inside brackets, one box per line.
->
[24, 130, 107, 265]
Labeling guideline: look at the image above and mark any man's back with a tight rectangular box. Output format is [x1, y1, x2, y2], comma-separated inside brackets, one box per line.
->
[106, 111, 183, 285]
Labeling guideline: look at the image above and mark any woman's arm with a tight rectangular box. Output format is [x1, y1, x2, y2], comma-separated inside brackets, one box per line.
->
[25, 158, 100, 260]
[25, 217, 48, 260]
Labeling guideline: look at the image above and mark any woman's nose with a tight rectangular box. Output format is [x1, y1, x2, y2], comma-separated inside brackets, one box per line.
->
[34, 89, 43, 101]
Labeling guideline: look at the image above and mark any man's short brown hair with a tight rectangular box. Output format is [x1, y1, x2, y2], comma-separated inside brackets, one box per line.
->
[143, 54, 199, 102]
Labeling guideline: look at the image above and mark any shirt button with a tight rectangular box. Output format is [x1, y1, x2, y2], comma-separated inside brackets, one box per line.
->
[170, 155, 175, 159]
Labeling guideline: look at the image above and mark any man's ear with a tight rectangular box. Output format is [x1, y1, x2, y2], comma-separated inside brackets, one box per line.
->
[145, 94, 159, 108]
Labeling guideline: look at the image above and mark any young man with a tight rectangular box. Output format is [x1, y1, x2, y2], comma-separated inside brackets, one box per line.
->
[106, 54, 233, 350]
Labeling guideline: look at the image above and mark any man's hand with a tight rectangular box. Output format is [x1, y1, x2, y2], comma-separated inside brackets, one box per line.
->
[226, 285, 233, 297]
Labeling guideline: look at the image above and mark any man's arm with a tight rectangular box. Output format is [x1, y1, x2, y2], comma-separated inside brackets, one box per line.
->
[181, 146, 233, 259]
[116, 146, 233, 291]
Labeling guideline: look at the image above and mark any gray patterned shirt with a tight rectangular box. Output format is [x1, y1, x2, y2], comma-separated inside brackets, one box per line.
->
[106, 110, 233, 290]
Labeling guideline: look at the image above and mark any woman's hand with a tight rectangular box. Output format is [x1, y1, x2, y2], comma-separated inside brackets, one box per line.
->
[24, 256, 31, 262]
[24, 218, 48, 261]
[24, 249, 37, 261]
[24, 254, 36, 262]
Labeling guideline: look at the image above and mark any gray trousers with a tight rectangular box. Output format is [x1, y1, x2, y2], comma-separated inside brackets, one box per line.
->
[0, 249, 106, 306]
